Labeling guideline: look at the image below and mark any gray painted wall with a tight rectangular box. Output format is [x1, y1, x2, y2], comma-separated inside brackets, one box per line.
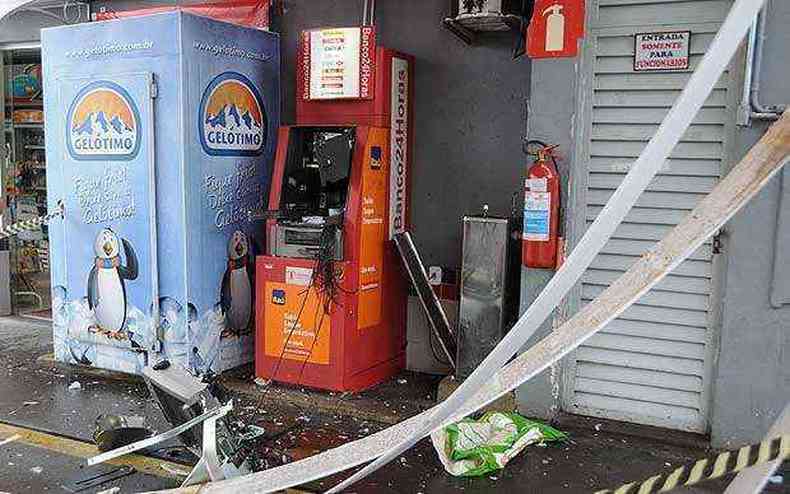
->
[753, 0, 789, 109]
[515, 58, 578, 421]
[710, 0, 790, 447]
[92, 0, 532, 268]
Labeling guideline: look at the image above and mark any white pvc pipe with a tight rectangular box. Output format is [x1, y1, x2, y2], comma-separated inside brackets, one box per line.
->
[325, 0, 768, 491]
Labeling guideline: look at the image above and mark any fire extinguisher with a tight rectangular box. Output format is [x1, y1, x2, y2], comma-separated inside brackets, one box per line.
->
[522, 140, 560, 269]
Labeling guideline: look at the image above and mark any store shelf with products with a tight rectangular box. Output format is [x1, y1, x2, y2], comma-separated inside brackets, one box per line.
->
[5, 97, 43, 108]
[4, 49, 52, 317]
[6, 122, 43, 130]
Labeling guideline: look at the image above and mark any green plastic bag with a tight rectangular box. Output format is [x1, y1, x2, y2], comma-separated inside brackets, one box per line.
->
[430, 412, 567, 477]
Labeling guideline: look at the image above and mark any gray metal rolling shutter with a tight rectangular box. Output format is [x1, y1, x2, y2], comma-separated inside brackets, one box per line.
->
[565, 0, 735, 433]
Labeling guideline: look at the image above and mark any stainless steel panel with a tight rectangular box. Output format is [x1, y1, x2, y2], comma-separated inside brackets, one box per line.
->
[456, 216, 511, 379]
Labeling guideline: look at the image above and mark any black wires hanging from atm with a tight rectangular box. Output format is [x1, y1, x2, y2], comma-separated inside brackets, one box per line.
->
[254, 220, 346, 449]
[314, 223, 345, 313]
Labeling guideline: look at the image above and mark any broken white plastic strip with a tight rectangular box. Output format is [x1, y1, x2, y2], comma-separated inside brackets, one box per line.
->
[725, 401, 790, 494]
[325, 0, 769, 491]
[160, 109, 790, 494]
[155, 102, 790, 494]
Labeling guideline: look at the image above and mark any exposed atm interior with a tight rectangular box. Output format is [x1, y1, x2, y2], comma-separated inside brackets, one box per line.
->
[270, 127, 356, 261]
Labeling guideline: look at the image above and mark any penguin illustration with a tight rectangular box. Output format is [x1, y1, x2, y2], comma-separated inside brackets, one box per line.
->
[87, 228, 138, 338]
[220, 230, 254, 338]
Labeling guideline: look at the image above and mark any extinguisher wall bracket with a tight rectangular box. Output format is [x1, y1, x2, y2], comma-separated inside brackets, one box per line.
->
[524, 139, 559, 161]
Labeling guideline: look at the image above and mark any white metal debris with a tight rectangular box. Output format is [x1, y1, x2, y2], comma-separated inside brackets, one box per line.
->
[0, 435, 21, 448]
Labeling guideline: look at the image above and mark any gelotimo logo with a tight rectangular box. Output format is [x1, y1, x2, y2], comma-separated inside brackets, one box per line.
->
[199, 72, 267, 157]
[66, 81, 140, 161]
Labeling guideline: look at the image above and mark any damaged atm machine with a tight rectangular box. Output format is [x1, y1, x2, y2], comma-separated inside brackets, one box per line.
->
[255, 27, 414, 391]
[41, 12, 280, 375]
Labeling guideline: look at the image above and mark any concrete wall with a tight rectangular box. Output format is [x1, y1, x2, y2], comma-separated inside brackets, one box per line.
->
[92, 0, 532, 268]
[709, 0, 790, 449]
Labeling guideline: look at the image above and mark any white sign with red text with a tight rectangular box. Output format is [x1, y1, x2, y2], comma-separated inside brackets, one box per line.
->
[304, 27, 375, 100]
[634, 31, 690, 72]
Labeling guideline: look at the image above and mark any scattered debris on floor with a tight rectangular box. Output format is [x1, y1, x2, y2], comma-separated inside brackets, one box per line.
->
[431, 412, 567, 477]
[96, 487, 121, 494]
[0, 316, 780, 494]
[63, 464, 136, 492]
[160, 463, 191, 478]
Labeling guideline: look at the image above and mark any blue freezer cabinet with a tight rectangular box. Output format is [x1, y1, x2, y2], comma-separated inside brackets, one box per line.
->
[42, 12, 280, 375]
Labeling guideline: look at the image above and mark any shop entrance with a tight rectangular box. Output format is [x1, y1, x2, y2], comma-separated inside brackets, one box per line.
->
[1, 46, 50, 320]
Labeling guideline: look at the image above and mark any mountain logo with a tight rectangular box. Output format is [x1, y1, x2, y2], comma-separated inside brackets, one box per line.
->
[66, 81, 140, 161]
[199, 72, 267, 157]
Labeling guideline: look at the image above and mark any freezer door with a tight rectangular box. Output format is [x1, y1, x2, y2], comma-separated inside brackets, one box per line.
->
[53, 72, 159, 364]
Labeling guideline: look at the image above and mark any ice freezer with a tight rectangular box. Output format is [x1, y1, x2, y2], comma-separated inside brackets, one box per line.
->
[42, 12, 280, 375]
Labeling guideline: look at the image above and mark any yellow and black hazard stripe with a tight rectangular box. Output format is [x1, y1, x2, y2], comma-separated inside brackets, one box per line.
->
[0, 202, 63, 240]
[595, 434, 789, 494]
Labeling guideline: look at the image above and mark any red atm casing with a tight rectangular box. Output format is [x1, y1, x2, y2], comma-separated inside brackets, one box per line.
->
[255, 42, 414, 392]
